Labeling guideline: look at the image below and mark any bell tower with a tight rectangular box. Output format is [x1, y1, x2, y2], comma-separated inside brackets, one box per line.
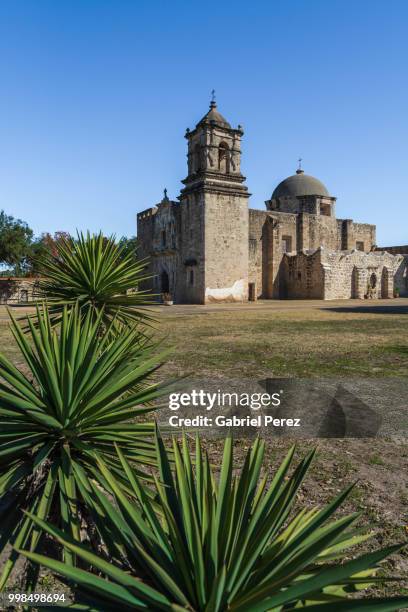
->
[179, 97, 249, 303]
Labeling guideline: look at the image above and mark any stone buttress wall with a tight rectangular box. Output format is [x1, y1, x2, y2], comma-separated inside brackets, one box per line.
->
[179, 192, 206, 303]
[248, 209, 268, 298]
[204, 192, 248, 302]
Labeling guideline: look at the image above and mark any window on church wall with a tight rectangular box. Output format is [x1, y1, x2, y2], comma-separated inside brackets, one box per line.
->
[320, 202, 331, 216]
[194, 144, 201, 172]
[187, 268, 194, 287]
[282, 236, 292, 253]
[161, 270, 170, 294]
[161, 229, 167, 248]
[356, 241, 365, 251]
[218, 142, 230, 173]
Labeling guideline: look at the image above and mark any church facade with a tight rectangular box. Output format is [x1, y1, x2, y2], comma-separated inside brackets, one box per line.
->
[137, 101, 408, 303]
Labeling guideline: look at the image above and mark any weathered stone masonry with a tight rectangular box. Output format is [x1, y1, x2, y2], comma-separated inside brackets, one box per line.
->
[0, 277, 41, 304]
[137, 102, 406, 303]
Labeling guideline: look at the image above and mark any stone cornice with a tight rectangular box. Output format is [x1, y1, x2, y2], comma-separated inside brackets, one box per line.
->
[179, 182, 250, 199]
[185, 125, 244, 139]
[182, 171, 246, 186]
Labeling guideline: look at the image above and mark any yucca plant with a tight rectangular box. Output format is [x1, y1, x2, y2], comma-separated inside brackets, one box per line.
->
[20, 431, 408, 611]
[0, 304, 166, 591]
[36, 231, 153, 331]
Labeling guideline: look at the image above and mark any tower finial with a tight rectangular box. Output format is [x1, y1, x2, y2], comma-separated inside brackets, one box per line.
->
[296, 157, 304, 174]
[163, 187, 169, 201]
[210, 89, 216, 108]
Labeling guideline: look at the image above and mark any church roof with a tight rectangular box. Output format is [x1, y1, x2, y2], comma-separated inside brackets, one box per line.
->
[272, 168, 330, 199]
[197, 101, 231, 129]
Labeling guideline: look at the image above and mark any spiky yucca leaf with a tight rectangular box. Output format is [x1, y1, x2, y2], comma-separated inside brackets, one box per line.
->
[36, 231, 153, 331]
[0, 304, 165, 591]
[19, 432, 408, 611]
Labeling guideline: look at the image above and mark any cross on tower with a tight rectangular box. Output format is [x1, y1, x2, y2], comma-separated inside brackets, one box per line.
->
[211, 89, 216, 104]
[298, 157, 302, 171]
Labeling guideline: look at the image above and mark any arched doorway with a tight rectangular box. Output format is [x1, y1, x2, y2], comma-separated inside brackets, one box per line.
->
[161, 270, 170, 294]
[218, 142, 230, 173]
[366, 271, 378, 299]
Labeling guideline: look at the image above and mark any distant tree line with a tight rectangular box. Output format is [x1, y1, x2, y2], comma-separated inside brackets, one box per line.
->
[0, 209, 138, 277]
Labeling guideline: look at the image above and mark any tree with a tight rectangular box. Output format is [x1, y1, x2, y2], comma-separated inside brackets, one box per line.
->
[118, 235, 139, 262]
[0, 210, 33, 274]
[26, 231, 71, 275]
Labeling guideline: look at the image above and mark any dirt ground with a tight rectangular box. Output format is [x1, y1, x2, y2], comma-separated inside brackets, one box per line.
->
[156, 299, 408, 595]
[0, 300, 407, 599]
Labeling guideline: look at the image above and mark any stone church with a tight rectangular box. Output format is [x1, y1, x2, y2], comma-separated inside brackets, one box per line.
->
[137, 100, 408, 303]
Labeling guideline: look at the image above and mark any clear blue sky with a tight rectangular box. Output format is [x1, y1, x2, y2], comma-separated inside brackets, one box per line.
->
[0, 0, 407, 245]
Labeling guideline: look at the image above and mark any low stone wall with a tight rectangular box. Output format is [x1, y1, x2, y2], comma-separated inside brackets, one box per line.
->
[0, 277, 41, 304]
[281, 250, 324, 299]
[283, 249, 405, 300]
[376, 245, 408, 255]
[393, 255, 408, 296]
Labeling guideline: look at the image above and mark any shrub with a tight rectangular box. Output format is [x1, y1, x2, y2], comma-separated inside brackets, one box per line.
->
[20, 431, 408, 611]
[0, 305, 165, 590]
[37, 231, 153, 331]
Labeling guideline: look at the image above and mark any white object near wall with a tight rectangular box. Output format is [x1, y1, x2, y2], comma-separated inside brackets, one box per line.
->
[205, 279, 245, 303]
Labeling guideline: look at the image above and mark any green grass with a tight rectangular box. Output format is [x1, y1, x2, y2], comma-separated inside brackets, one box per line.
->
[369, 454, 387, 466]
[159, 307, 408, 378]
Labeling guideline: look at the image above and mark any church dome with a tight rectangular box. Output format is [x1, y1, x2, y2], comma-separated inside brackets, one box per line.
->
[272, 168, 330, 199]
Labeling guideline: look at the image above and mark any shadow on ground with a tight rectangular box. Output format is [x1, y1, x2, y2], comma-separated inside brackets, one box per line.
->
[321, 305, 408, 315]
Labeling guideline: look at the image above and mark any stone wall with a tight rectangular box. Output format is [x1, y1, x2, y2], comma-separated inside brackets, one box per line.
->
[204, 191, 249, 302]
[248, 209, 267, 298]
[136, 207, 156, 293]
[267, 212, 298, 298]
[137, 199, 181, 301]
[248, 209, 377, 300]
[0, 277, 41, 304]
[387, 254, 408, 296]
[266, 194, 336, 217]
[305, 214, 340, 250]
[376, 245, 408, 255]
[281, 251, 325, 299]
[283, 249, 403, 300]
[352, 222, 376, 252]
[179, 191, 206, 303]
